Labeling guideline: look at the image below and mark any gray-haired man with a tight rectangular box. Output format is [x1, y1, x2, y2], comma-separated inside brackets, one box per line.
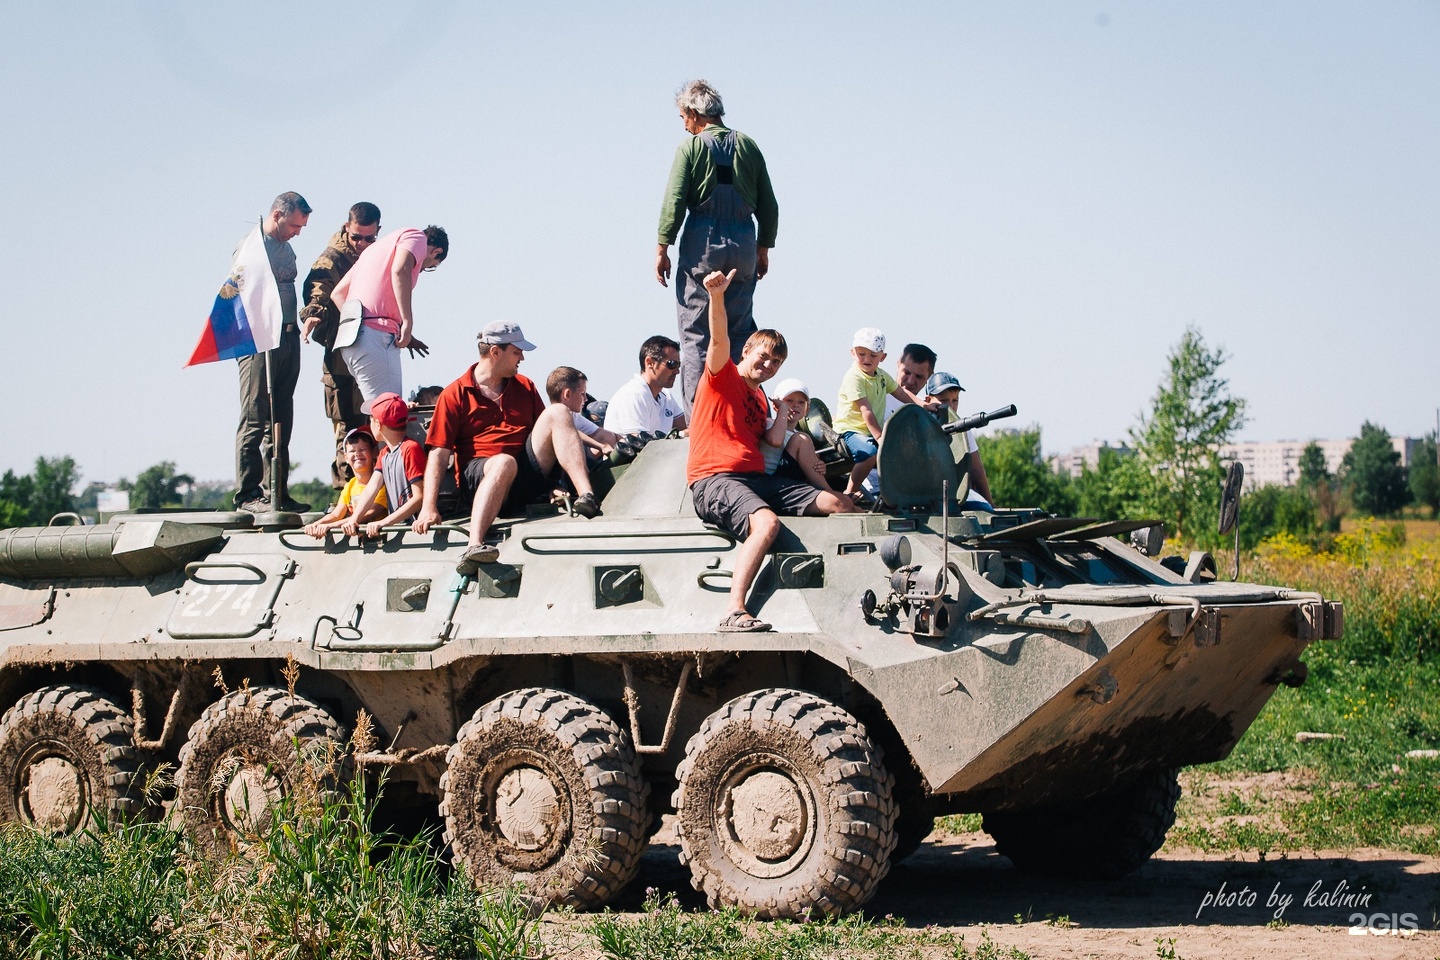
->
[236, 191, 310, 513]
[655, 79, 778, 411]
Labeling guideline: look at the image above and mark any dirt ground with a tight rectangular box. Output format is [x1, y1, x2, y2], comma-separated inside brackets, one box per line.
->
[600, 817, 1440, 960]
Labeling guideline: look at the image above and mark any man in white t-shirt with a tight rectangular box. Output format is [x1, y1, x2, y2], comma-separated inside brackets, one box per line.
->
[604, 335, 688, 436]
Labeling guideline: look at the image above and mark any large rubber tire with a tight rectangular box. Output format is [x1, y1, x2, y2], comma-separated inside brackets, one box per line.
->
[174, 686, 347, 857]
[0, 685, 142, 833]
[983, 767, 1181, 879]
[673, 688, 897, 919]
[891, 806, 936, 864]
[440, 688, 649, 910]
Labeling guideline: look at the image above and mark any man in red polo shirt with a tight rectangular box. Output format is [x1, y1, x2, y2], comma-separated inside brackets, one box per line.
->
[415, 321, 600, 574]
[688, 270, 855, 632]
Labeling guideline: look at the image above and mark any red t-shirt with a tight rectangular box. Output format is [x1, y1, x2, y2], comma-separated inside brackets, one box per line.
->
[377, 437, 426, 509]
[686, 359, 768, 486]
[427, 367, 546, 482]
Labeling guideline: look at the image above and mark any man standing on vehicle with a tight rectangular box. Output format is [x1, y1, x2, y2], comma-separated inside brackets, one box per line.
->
[330, 225, 449, 403]
[655, 79, 778, 411]
[299, 201, 382, 488]
[235, 191, 310, 513]
[687, 270, 855, 633]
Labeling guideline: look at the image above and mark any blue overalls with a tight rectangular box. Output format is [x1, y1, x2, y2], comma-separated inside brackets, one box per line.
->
[675, 128, 759, 411]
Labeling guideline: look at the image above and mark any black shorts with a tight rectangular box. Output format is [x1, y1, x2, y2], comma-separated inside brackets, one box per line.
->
[690, 472, 822, 540]
[459, 437, 555, 515]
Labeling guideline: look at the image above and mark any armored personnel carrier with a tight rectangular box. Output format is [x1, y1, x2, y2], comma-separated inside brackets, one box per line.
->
[0, 404, 1340, 919]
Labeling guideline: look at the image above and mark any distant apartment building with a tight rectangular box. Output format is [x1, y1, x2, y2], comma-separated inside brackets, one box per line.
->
[1049, 441, 1135, 478]
[1050, 436, 1420, 489]
[1218, 437, 1420, 490]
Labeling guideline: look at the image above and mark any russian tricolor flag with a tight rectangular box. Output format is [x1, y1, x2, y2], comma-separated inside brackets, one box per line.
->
[186, 225, 283, 366]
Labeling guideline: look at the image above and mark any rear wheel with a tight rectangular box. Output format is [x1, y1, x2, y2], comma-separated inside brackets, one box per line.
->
[983, 767, 1180, 879]
[673, 688, 897, 918]
[0, 685, 142, 833]
[441, 688, 649, 910]
[174, 687, 347, 857]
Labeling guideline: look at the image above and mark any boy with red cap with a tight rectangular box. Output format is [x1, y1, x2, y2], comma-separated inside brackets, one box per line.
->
[342, 392, 427, 537]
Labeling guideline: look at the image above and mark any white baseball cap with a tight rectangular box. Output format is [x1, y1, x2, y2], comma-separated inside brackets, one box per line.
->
[853, 327, 886, 353]
[770, 378, 809, 401]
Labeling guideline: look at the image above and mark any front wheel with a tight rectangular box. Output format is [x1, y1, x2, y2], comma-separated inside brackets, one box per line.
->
[673, 688, 897, 919]
[983, 767, 1181, 879]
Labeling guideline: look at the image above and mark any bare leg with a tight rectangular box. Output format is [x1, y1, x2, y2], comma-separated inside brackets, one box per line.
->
[528, 405, 594, 498]
[786, 433, 831, 491]
[806, 490, 859, 515]
[468, 454, 517, 546]
[846, 454, 877, 495]
[729, 509, 778, 614]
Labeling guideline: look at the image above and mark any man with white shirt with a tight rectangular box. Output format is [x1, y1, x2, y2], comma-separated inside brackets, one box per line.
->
[604, 335, 688, 435]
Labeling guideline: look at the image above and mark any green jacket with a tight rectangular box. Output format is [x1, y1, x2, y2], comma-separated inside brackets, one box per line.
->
[657, 124, 778, 248]
[299, 229, 360, 349]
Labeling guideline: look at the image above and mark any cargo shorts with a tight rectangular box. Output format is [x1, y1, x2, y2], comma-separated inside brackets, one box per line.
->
[690, 472, 822, 540]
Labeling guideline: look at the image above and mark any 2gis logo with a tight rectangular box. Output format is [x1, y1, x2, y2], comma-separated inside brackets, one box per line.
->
[1347, 912, 1419, 936]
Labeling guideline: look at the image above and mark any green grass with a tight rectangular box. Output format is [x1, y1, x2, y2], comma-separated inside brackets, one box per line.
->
[0, 777, 1035, 960]
[0, 775, 548, 960]
[1168, 531, 1440, 856]
[591, 892, 1030, 959]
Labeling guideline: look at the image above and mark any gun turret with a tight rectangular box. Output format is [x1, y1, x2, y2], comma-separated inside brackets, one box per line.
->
[942, 404, 1018, 435]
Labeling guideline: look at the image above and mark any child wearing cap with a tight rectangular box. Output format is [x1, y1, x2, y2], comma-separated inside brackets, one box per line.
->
[303, 428, 389, 538]
[762, 379, 830, 491]
[343, 391, 428, 537]
[833, 327, 932, 496]
[924, 371, 994, 506]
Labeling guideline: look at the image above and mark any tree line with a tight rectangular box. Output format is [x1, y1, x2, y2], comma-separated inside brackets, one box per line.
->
[978, 327, 1439, 549]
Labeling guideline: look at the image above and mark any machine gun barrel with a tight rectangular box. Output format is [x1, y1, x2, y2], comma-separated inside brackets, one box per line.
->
[942, 404, 1017, 434]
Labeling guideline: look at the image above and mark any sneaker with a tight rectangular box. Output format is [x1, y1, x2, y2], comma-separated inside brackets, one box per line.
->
[572, 493, 601, 519]
[455, 544, 499, 577]
[278, 497, 311, 513]
[237, 496, 271, 514]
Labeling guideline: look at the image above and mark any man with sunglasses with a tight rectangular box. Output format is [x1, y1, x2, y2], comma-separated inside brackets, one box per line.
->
[328, 224, 449, 404]
[603, 334, 688, 436]
[299, 201, 382, 487]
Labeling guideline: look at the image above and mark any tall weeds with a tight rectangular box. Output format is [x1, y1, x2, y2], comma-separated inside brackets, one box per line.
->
[0, 770, 548, 959]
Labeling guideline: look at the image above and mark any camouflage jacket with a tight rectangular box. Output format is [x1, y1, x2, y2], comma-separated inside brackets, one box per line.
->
[299, 229, 359, 349]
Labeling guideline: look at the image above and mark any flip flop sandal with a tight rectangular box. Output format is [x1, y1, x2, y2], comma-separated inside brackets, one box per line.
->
[718, 610, 772, 633]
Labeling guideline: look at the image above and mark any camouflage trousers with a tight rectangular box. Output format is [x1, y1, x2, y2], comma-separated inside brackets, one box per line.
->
[324, 348, 368, 488]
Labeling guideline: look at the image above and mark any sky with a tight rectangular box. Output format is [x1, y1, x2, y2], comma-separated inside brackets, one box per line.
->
[1, 1, 1436, 488]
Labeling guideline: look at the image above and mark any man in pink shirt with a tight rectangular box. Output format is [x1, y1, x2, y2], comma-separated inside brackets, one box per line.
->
[331, 225, 449, 402]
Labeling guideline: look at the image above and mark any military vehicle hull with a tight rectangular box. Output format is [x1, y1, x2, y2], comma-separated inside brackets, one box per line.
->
[0, 438, 1339, 917]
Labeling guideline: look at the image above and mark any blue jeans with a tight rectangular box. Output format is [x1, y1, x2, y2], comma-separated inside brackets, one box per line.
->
[840, 431, 878, 461]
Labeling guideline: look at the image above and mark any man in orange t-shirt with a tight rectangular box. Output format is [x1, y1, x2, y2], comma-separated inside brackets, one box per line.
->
[687, 270, 855, 633]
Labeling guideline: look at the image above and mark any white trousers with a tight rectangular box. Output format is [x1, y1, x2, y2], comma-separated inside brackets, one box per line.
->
[338, 323, 402, 403]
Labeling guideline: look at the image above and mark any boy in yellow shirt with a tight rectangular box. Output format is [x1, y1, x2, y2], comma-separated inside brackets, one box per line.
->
[303, 428, 388, 538]
[834, 328, 931, 496]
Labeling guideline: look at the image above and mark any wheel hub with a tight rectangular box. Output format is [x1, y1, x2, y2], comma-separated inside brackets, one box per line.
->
[24, 756, 84, 833]
[220, 761, 281, 835]
[718, 757, 817, 878]
[494, 766, 560, 850]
